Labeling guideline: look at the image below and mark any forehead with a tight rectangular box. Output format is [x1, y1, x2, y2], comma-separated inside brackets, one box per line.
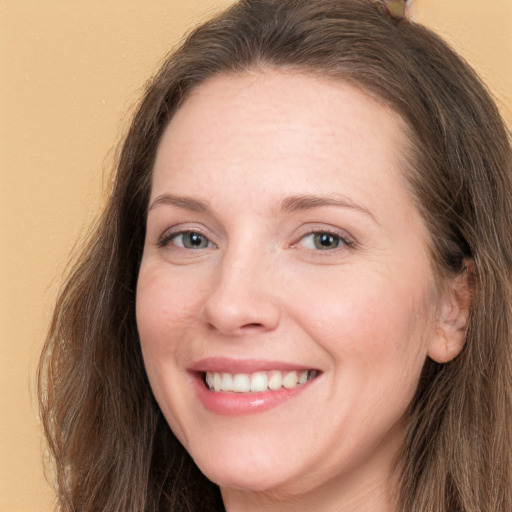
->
[160, 70, 408, 161]
[151, 70, 414, 215]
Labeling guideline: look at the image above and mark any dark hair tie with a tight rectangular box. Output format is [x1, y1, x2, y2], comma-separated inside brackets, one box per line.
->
[382, 0, 410, 19]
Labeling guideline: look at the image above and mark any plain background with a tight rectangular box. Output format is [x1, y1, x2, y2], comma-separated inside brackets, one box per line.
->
[1, 1, 510, 510]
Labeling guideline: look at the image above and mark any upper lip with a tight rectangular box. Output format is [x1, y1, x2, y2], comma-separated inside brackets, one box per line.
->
[189, 357, 318, 374]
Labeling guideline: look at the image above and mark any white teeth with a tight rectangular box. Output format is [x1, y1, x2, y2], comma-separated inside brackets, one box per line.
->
[221, 372, 233, 392]
[213, 372, 222, 392]
[206, 372, 214, 389]
[268, 370, 283, 391]
[282, 371, 298, 389]
[204, 369, 318, 393]
[233, 373, 251, 392]
[250, 372, 268, 392]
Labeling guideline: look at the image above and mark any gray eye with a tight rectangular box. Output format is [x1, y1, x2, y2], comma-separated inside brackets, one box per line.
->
[300, 232, 341, 250]
[176, 232, 211, 249]
[312, 233, 340, 250]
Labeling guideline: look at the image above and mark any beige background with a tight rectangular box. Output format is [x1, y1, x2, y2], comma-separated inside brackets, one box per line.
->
[1, 1, 510, 510]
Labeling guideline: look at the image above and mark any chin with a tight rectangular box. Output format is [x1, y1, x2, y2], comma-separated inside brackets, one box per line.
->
[189, 440, 298, 493]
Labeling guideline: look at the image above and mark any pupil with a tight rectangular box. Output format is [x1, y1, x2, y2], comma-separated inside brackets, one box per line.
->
[315, 233, 338, 249]
[320, 234, 332, 246]
[185, 232, 206, 248]
[190, 233, 201, 245]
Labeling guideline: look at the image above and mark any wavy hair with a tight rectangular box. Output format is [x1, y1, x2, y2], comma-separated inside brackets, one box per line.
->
[38, 1, 512, 510]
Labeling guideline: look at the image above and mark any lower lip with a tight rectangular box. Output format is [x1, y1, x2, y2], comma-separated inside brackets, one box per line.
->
[190, 373, 316, 415]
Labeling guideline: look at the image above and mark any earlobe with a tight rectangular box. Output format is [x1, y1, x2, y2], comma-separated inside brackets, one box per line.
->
[427, 262, 473, 364]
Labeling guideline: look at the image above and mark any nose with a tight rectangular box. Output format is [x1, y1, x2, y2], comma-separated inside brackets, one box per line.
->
[202, 250, 282, 336]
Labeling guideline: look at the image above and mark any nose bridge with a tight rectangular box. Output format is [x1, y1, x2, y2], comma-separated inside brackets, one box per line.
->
[202, 235, 281, 335]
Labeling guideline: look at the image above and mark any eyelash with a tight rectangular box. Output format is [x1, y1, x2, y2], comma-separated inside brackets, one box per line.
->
[157, 230, 214, 250]
[293, 229, 355, 253]
[157, 228, 355, 253]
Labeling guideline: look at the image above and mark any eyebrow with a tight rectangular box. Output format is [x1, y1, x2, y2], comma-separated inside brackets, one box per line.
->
[148, 192, 377, 223]
[148, 194, 208, 213]
[281, 194, 377, 223]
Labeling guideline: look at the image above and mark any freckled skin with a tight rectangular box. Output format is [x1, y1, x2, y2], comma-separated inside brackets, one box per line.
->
[136, 71, 448, 512]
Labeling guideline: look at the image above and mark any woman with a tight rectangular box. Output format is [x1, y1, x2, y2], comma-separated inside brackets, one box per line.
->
[38, 0, 512, 511]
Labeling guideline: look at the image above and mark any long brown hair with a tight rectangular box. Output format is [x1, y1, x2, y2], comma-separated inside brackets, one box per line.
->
[39, 1, 512, 510]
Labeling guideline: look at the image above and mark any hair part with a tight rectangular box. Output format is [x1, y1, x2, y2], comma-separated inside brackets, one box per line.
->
[39, 1, 512, 510]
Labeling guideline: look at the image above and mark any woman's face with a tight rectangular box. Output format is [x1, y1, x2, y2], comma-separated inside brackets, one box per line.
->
[137, 71, 449, 508]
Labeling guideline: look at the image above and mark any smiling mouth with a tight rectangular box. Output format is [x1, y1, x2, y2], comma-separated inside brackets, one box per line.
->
[203, 369, 319, 393]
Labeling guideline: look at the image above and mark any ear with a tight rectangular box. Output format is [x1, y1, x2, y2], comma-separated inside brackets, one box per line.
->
[427, 262, 473, 364]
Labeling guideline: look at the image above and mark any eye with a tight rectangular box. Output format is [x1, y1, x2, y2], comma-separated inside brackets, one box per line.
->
[159, 230, 213, 249]
[299, 231, 350, 251]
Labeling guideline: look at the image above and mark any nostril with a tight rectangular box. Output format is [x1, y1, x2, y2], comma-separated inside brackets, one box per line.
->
[206, 321, 264, 332]
[203, 289, 281, 335]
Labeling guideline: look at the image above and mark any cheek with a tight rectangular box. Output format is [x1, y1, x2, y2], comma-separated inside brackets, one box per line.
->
[292, 269, 431, 377]
[135, 269, 199, 431]
[136, 265, 204, 353]
[135, 266, 203, 443]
